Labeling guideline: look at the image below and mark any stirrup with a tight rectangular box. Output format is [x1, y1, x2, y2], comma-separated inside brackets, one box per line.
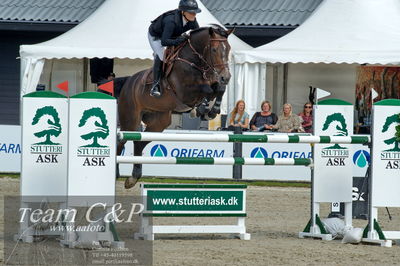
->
[150, 84, 161, 98]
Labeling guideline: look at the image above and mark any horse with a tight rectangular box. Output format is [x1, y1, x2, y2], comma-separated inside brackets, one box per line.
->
[117, 25, 234, 188]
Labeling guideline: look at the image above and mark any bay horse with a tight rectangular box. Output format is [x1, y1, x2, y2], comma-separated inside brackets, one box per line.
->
[117, 25, 233, 188]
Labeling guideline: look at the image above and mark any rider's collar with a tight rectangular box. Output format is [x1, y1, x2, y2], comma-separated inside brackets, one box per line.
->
[182, 14, 188, 26]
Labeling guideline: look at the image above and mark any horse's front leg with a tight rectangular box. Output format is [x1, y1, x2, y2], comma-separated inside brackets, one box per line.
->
[190, 84, 213, 118]
[205, 84, 226, 120]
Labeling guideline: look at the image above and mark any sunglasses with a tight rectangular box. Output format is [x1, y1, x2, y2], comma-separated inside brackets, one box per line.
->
[305, 106, 312, 108]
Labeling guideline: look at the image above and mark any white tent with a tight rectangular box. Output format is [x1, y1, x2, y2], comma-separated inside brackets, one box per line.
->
[21, 0, 250, 60]
[234, 0, 400, 64]
[229, 0, 400, 115]
[20, 0, 254, 115]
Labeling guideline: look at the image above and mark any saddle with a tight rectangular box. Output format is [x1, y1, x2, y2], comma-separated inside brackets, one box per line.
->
[142, 43, 186, 89]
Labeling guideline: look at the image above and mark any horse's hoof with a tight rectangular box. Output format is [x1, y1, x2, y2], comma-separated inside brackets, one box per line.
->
[205, 110, 218, 120]
[196, 103, 207, 117]
[116, 166, 120, 180]
[189, 108, 197, 118]
[124, 177, 139, 189]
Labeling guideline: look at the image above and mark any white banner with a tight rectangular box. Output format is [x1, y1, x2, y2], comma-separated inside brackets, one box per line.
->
[120, 131, 312, 180]
[371, 100, 400, 207]
[352, 141, 370, 177]
[242, 138, 311, 181]
[0, 125, 21, 173]
[21, 91, 68, 196]
[314, 99, 354, 202]
[120, 131, 234, 179]
[67, 92, 116, 201]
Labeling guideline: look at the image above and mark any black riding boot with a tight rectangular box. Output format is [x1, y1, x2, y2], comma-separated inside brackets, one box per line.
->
[150, 56, 163, 98]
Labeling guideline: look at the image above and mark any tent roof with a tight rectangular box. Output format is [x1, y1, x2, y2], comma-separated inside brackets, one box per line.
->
[201, 0, 322, 26]
[20, 0, 251, 60]
[233, 0, 400, 65]
[0, 0, 104, 23]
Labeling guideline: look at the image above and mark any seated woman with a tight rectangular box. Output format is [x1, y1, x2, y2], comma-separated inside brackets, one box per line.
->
[273, 103, 304, 133]
[249, 100, 278, 131]
[298, 102, 313, 133]
[226, 100, 249, 131]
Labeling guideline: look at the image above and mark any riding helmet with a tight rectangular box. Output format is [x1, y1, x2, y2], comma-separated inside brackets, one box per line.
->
[178, 0, 202, 13]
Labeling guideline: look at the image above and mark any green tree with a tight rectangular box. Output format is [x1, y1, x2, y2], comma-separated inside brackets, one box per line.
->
[396, 114, 400, 142]
[322, 113, 348, 149]
[32, 106, 62, 145]
[382, 114, 400, 151]
[322, 113, 348, 136]
[79, 107, 109, 147]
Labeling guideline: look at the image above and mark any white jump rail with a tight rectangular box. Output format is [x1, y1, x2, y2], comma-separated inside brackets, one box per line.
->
[118, 131, 370, 144]
[117, 156, 313, 166]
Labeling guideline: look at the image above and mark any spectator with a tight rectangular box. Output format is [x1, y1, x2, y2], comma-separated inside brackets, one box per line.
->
[298, 102, 313, 133]
[226, 100, 249, 131]
[249, 100, 278, 131]
[107, 72, 116, 80]
[273, 103, 304, 133]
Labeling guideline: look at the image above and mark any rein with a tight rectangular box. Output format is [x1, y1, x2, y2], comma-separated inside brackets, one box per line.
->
[174, 35, 229, 81]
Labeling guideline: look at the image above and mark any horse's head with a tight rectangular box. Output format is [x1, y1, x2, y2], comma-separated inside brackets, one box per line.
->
[188, 25, 233, 86]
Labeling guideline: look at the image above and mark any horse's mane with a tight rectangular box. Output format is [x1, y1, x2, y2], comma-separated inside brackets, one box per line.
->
[190, 24, 228, 37]
[209, 24, 229, 37]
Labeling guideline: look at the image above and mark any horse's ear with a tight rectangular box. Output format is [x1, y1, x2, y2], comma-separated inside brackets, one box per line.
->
[226, 27, 235, 35]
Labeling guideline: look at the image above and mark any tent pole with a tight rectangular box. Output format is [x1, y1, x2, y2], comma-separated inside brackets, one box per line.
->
[83, 58, 89, 92]
[283, 63, 288, 103]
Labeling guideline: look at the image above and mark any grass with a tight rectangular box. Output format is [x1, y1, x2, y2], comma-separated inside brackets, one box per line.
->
[0, 173, 20, 179]
[0, 173, 310, 188]
[121, 176, 310, 188]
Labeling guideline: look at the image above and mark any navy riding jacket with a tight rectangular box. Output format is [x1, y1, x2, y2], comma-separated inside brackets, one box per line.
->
[149, 9, 199, 46]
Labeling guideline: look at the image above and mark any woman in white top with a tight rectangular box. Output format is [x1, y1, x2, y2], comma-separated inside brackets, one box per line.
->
[227, 100, 249, 130]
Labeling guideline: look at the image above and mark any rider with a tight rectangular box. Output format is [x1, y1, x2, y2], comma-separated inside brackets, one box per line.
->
[148, 0, 201, 97]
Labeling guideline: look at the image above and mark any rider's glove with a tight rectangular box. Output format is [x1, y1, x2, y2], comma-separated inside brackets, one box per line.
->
[175, 36, 187, 45]
[182, 33, 190, 39]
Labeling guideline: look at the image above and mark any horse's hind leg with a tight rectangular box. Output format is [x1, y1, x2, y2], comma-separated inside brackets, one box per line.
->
[119, 115, 143, 189]
[124, 139, 144, 189]
[115, 138, 127, 179]
[124, 139, 150, 188]
[124, 111, 172, 189]
[129, 111, 172, 183]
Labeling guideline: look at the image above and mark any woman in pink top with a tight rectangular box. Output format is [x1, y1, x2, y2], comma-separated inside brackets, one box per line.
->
[298, 102, 313, 133]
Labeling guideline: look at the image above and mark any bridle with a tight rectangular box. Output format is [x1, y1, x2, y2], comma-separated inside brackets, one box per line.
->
[175, 31, 230, 81]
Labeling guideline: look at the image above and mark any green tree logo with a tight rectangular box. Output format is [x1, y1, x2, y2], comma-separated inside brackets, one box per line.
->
[78, 107, 110, 147]
[32, 106, 62, 145]
[322, 113, 348, 149]
[382, 114, 400, 152]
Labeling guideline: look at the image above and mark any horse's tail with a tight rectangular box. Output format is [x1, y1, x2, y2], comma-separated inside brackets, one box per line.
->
[118, 70, 149, 132]
[112, 76, 130, 98]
